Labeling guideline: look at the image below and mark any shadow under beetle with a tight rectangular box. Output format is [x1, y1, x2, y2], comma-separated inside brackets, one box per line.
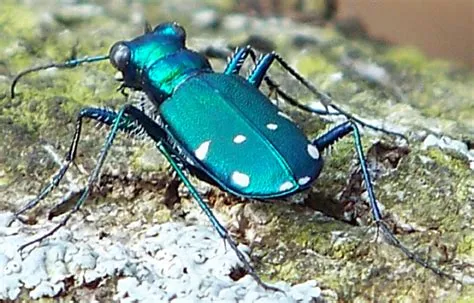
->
[10, 22, 456, 290]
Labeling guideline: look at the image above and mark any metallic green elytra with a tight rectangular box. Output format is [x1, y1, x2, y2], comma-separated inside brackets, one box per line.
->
[161, 73, 322, 198]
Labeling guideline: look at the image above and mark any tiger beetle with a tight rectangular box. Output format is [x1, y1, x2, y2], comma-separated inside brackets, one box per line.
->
[10, 22, 456, 290]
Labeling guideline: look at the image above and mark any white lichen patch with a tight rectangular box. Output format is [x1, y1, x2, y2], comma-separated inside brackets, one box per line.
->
[0, 211, 322, 302]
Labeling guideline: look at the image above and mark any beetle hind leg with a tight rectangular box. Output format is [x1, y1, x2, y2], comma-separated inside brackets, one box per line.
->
[312, 121, 458, 282]
[244, 48, 407, 140]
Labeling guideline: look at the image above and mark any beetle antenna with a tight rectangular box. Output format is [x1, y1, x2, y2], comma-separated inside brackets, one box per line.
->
[11, 55, 109, 98]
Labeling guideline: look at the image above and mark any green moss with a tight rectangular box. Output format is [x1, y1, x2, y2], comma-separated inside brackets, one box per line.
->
[0, 3, 39, 40]
[457, 234, 474, 255]
[384, 47, 431, 72]
[454, 289, 474, 303]
[374, 147, 470, 232]
[426, 148, 470, 171]
[296, 55, 338, 77]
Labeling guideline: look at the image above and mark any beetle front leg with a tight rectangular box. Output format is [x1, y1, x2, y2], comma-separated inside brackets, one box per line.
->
[14, 108, 107, 218]
[14, 107, 141, 221]
[17, 105, 138, 251]
[312, 121, 457, 282]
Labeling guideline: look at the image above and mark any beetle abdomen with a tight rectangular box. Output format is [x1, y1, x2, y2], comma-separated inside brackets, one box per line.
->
[160, 73, 323, 198]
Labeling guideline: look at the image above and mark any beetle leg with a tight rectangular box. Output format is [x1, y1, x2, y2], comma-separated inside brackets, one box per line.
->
[223, 45, 252, 75]
[243, 48, 407, 140]
[17, 105, 142, 252]
[312, 121, 457, 282]
[14, 107, 140, 220]
[247, 52, 276, 87]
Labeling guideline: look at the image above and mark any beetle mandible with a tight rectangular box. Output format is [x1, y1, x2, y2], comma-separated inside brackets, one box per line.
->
[10, 22, 456, 290]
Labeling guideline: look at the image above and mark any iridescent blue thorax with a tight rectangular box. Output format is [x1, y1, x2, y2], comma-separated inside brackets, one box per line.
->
[110, 22, 212, 104]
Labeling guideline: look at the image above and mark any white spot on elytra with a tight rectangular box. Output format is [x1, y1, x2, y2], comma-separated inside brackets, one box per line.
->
[232, 171, 250, 187]
[233, 135, 247, 144]
[277, 111, 293, 121]
[307, 144, 320, 159]
[279, 181, 293, 192]
[298, 176, 311, 186]
[266, 123, 278, 130]
[195, 140, 211, 160]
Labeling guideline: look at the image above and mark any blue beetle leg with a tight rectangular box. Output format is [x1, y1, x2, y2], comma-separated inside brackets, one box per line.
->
[157, 143, 281, 292]
[203, 45, 253, 76]
[14, 107, 137, 220]
[15, 107, 100, 218]
[222, 46, 285, 102]
[312, 121, 457, 282]
[11, 55, 109, 98]
[270, 53, 407, 140]
[246, 50, 332, 108]
[18, 105, 134, 252]
[247, 52, 275, 87]
[223, 45, 252, 75]
[244, 49, 407, 140]
[246, 50, 328, 105]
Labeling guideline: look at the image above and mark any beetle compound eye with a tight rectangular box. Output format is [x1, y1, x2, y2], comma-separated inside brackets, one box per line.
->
[109, 42, 130, 71]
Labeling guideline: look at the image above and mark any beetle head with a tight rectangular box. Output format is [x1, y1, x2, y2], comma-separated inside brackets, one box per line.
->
[109, 22, 187, 90]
